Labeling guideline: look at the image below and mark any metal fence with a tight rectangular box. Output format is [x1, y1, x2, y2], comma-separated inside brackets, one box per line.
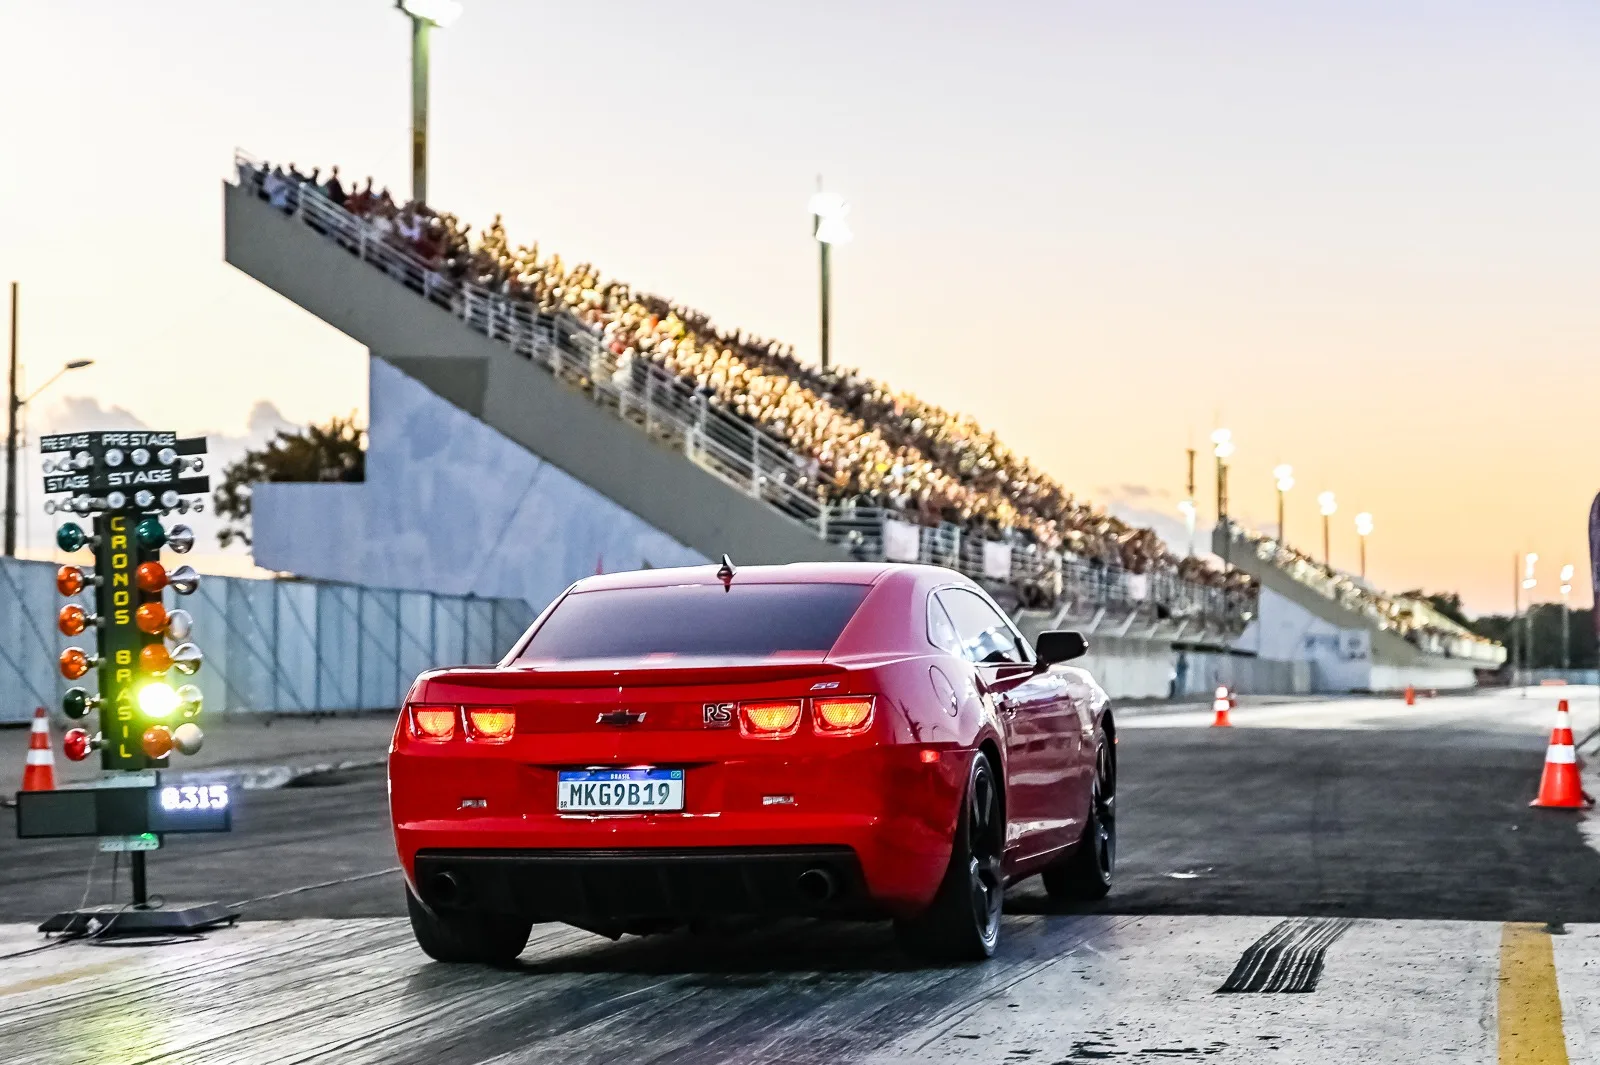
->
[0, 558, 534, 725]
[235, 153, 1251, 632]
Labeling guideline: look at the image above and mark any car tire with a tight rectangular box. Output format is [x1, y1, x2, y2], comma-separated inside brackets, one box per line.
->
[894, 752, 1005, 962]
[405, 886, 532, 965]
[1042, 725, 1115, 902]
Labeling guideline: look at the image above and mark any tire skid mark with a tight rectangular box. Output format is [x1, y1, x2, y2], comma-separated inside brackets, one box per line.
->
[1216, 917, 1351, 993]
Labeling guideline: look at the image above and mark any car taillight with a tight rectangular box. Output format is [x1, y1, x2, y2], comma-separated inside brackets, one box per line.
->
[411, 705, 458, 741]
[814, 696, 874, 735]
[466, 708, 516, 742]
[740, 699, 802, 737]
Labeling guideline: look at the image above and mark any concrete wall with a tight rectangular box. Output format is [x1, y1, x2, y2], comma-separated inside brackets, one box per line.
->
[255, 359, 705, 609]
[225, 182, 848, 569]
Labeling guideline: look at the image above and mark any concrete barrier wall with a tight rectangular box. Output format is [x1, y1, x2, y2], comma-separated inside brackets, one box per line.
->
[0, 558, 533, 724]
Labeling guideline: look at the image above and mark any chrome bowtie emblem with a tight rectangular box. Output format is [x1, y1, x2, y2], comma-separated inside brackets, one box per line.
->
[597, 710, 646, 727]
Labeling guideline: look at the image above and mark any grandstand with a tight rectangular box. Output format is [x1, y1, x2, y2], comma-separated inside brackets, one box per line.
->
[1217, 523, 1505, 690]
[224, 155, 1250, 663]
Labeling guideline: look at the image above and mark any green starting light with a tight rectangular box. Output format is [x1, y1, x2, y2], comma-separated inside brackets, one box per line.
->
[62, 686, 92, 719]
[55, 523, 88, 552]
[134, 517, 166, 551]
[138, 680, 180, 720]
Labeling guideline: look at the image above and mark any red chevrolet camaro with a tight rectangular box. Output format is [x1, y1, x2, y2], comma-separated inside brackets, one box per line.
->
[389, 560, 1115, 963]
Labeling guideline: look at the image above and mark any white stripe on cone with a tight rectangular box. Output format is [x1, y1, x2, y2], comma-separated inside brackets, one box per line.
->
[25, 748, 54, 766]
[1546, 745, 1577, 765]
[30, 716, 47, 733]
[1556, 711, 1571, 728]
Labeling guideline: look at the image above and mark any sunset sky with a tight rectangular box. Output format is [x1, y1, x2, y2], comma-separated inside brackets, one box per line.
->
[5, 1, 1598, 613]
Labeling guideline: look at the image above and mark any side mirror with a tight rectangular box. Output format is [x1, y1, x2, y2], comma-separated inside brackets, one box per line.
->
[1035, 630, 1088, 667]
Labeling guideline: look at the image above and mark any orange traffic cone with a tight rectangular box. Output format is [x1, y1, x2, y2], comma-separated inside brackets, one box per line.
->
[20, 706, 56, 792]
[1404, 685, 1415, 706]
[1211, 686, 1234, 728]
[1531, 700, 1591, 809]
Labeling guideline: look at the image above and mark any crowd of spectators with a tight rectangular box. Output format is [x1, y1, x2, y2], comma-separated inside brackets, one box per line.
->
[249, 160, 1248, 594]
[1238, 528, 1498, 657]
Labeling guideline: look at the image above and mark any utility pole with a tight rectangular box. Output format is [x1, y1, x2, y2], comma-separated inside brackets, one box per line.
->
[5, 281, 18, 558]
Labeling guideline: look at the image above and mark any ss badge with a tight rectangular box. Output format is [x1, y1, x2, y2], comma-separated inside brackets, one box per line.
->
[702, 702, 734, 728]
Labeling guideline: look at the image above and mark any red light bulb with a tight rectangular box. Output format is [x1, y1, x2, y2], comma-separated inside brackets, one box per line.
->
[62, 728, 93, 762]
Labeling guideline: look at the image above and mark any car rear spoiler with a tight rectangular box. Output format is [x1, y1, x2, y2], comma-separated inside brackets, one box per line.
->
[422, 660, 851, 692]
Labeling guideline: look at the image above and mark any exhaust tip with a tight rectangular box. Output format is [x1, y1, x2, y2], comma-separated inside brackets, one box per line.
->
[430, 871, 462, 905]
[797, 867, 837, 905]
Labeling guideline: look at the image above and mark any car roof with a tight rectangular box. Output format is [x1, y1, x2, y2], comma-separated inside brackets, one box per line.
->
[569, 560, 967, 594]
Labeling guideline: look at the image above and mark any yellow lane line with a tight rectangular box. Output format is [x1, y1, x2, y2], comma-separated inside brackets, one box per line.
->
[0, 957, 133, 998]
[1500, 922, 1569, 1065]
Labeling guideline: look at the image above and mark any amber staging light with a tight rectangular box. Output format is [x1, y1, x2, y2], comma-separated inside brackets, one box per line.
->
[56, 565, 86, 597]
[740, 700, 802, 737]
[59, 647, 92, 680]
[135, 562, 168, 594]
[57, 604, 90, 637]
[140, 643, 174, 674]
[141, 725, 174, 759]
[135, 602, 169, 635]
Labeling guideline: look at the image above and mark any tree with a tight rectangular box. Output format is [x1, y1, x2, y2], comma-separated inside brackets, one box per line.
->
[214, 415, 366, 547]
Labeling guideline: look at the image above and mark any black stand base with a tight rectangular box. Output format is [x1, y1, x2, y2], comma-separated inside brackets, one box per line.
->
[38, 902, 239, 937]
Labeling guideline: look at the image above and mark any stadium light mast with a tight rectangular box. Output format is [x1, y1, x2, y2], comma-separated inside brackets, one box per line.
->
[396, 0, 462, 206]
[1522, 553, 1538, 688]
[1317, 491, 1337, 570]
[1354, 511, 1373, 580]
[1179, 447, 1197, 556]
[5, 283, 91, 557]
[1211, 429, 1234, 563]
[809, 183, 852, 371]
[1560, 563, 1575, 671]
[1273, 464, 1294, 546]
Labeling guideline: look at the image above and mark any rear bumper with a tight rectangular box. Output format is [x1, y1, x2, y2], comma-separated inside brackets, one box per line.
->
[414, 845, 872, 926]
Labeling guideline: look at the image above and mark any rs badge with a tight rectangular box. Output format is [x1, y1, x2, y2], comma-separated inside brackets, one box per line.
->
[702, 702, 734, 728]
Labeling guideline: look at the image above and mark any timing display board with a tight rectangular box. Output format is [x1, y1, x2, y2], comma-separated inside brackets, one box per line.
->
[15, 782, 232, 838]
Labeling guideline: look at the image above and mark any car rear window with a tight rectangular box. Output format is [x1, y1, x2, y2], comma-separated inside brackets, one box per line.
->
[517, 583, 872, 661]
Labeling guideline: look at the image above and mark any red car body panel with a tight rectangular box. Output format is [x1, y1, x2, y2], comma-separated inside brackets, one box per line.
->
[388, 562, 1108, 926]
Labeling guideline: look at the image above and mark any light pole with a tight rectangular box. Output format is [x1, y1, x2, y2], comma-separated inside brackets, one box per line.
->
[809, 185, 852, 371]
[1354, 512, 1373, 580]
[1317, 491, 1337, 570]
[4, 324, 93, 557]
[1211, 429, 1234, 564]
[1560, 563, 1575, 672]
[1273, 464, 1294, 545]
[396, 0, 462, 206]
[1179, 447, 1197, 556]
[1522, 553, 1539, 689]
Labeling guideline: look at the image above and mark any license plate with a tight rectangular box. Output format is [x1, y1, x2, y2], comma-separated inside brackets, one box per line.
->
[557, 768, 684, 812]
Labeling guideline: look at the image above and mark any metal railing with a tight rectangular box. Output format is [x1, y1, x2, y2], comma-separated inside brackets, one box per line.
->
[1233, 528, 1504, 664]
[235, 153, 1252, 632]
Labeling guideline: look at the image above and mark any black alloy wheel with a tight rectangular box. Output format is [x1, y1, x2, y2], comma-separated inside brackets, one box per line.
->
[895, 753, 1005, 962]
[1042, 725, 1115, 901]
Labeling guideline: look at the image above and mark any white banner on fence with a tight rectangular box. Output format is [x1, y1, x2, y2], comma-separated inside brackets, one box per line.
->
[982, 541, 1013, 580]
[1127, 573, 1149, 601]
[882, 519, 922, 562]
